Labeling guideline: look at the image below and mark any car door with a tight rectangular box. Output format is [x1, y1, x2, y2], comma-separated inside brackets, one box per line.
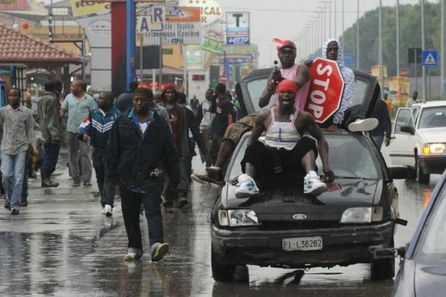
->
[385, 108, 416, 167]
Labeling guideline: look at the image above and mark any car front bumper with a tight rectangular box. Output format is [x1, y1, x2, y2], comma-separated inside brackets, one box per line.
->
[211, 221, 395, 268]
[419, 155, 446, 174]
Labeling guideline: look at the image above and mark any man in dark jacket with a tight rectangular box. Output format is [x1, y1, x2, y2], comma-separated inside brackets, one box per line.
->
[370, 97, 392, 149]
[106, 88, 180, 262]
[37, 80, 63, 187]
[79, 92, 119, 216]
[160, 84, 190, 208]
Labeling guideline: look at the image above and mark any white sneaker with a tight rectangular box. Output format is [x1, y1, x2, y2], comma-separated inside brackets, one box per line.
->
[235, 174, 259, 198]
[348, 118, 379, 132]
[104, 204, 113, 217]
[304, 171, 327, 195]
[123, 248, 143, 262]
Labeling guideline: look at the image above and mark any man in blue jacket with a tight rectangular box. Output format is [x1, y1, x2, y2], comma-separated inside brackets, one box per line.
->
[79, 92, 120, 216]
[106, 88, 180, 262]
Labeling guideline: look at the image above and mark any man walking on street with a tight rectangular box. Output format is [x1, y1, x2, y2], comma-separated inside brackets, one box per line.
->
[161, 84, 190, 208]
[0, 88, 34, 215]
[116, 81, 138, 113]
[106, 87, 180, 262]
[195, 88, 215, 166]
[37, 80, 63, 187]
[207, 83, 235, 167]
[79, 92, 119, 216]
[370, 96, 392, 149]
[60, 80, 96, 187]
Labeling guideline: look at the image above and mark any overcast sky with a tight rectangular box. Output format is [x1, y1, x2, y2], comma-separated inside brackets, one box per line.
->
[219, 0, 436, 67]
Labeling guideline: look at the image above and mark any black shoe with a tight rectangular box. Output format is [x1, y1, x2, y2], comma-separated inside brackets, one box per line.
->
[83, 182, 92, 187]
[207, 166, 223, 181]
[4, 202, 11, 210]
[11, 208, 19, 215]
[176, 196, 188, 208]
[20, 200, 28, 207]
[163, 201, 174, 207]
[42, 180, 59, 187]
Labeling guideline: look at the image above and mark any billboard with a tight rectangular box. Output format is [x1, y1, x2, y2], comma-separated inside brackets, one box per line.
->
[225, 12, 249, 45]
[136, 6, 201, 45]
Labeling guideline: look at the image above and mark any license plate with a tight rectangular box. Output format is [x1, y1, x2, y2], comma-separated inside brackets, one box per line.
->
[282, 236, 323, 251]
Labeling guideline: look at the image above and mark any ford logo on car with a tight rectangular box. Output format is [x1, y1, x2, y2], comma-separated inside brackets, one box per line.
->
[292, 214, 307, 220]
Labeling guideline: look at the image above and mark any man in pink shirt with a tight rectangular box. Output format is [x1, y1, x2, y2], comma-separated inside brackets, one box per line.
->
[258, 38, 310, 111]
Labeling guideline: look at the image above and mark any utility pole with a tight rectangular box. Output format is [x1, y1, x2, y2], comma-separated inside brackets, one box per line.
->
[48, 0, 54, 43]
[356, 0, 360, 69]
[334, 0, 337, 38]
[126, 0, 136, 90]
[341, 0, 344, 42]
[441, 0, 446, 97]
[396, 0, 400, 76]
[379, 0, 384, 84]
[421, 0, 426, 99]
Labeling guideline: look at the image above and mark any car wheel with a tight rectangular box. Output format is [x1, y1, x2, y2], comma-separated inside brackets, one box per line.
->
[371, 239, 395, 280]
[211, 247, 236, 282]
[416, 159, 430, 184]
[406, 167, 417, 180]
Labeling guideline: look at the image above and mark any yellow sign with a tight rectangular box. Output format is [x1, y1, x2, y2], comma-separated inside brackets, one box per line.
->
[71, 0, 110, 17]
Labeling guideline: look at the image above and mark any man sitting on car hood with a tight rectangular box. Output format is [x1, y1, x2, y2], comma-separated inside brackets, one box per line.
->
[235, 80, 334, 198]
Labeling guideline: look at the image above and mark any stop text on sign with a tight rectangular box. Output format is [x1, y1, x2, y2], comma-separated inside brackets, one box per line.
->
[306, 58, 344, 123]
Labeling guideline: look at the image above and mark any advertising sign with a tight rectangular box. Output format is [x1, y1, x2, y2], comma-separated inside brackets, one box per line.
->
[305, 58, 345, 123]
[71, 0, 109, 17]
[136, 5, 201, 44]
[226, 12, 249, 45]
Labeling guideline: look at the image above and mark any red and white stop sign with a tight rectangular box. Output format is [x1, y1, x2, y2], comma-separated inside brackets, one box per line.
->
[304, 58, 345, 123]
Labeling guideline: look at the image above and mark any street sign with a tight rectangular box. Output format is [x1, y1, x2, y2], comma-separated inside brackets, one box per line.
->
[422, 49, 439, 67]
[408, 48, 422, 64]
[225, 12, 250, 45]
[305, 58, 345, 123]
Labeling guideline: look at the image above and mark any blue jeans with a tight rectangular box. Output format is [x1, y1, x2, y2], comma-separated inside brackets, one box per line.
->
[1, 151, 27, 210]
[119, 178, 164, 250]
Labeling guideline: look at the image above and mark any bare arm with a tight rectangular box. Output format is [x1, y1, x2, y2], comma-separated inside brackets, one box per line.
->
[59, 108, 66, 120]
[294, 64, 310, 87]
[304, 113, 331, 174]
[258, 68, 282, 108]
[249, 111, 268, 144]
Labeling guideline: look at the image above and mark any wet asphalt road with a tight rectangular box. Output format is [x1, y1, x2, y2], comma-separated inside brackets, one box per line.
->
[0, 152, 439, 297]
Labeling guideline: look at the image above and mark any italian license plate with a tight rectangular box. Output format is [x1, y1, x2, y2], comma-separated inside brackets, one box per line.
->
[282, 236, 323, 251]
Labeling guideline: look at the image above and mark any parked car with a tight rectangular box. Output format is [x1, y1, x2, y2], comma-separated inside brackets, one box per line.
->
[392, 170, 446, 297]
[210, 68, 407, 282]
[384, 101, 446, 184]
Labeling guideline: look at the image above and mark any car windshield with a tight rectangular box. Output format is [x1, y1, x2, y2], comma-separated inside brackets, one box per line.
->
[418, 106, 446, 129]
[416, 183, 446, 261]
[229, 133, 380, 180]
[246, 74, 369, 113]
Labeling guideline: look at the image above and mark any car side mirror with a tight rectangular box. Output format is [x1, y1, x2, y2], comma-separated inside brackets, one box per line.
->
[400, 126, 415, 135]
[389, 165, 409, 179]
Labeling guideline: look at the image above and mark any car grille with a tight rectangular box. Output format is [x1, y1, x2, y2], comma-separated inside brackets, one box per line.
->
[260, 221, 341, 230]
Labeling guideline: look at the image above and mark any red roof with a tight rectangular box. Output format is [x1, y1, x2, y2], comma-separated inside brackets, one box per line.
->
[0, 23, 81, 65]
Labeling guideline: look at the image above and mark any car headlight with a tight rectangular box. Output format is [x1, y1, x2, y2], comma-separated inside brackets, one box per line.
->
[218, 209, 260, 227]
[422, 143, 446, 155]
[340, 207, 383, 223]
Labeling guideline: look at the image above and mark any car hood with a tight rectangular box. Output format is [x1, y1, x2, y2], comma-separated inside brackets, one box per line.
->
[416, 128, 446, 143]
[224, 178, 381, 216]
[415, 261, 446, 297]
